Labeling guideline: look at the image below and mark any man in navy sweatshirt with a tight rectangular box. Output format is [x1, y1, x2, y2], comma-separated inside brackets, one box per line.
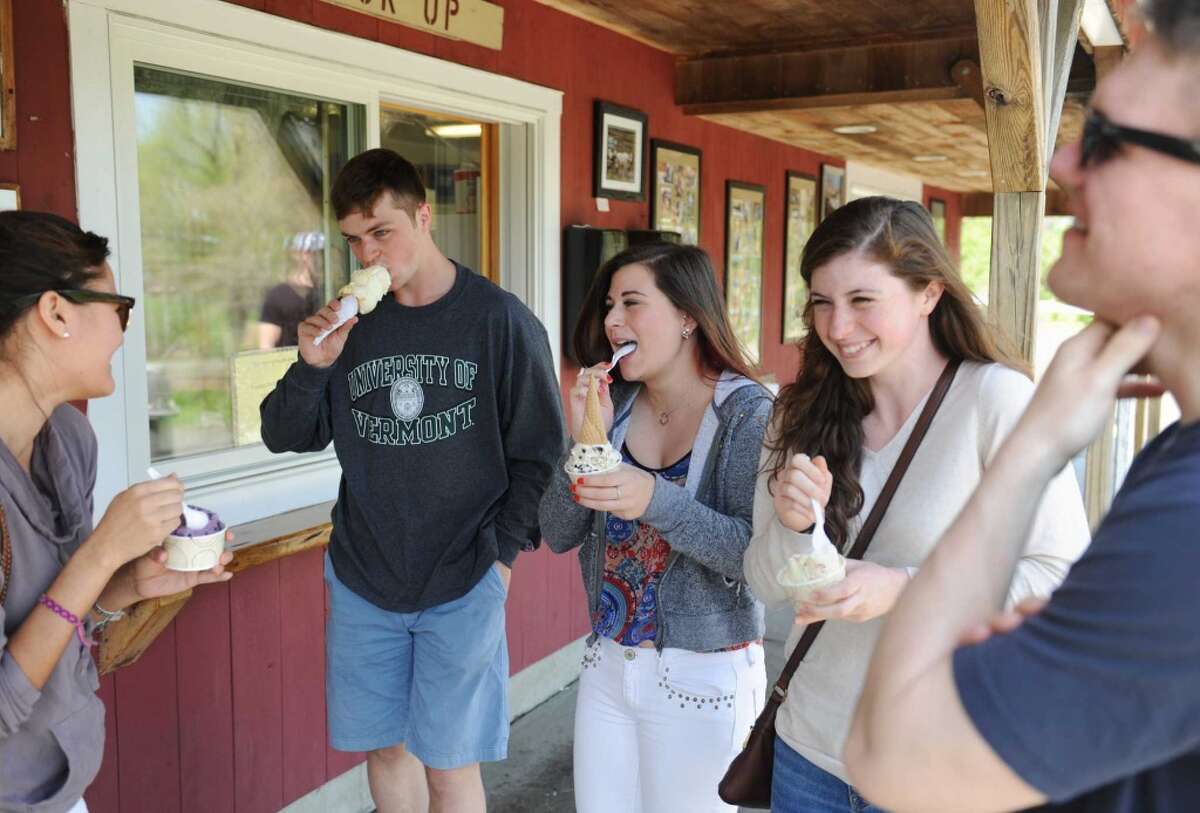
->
[261, 148, 564, 812]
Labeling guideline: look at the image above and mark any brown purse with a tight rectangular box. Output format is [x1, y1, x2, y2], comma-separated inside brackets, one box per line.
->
[719, 360, 960, 808]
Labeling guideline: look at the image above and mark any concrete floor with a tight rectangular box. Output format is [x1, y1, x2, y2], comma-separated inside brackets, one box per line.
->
[481, 604, 794, 813]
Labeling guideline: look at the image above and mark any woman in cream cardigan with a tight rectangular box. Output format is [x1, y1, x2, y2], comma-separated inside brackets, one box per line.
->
[744, 197, 1089, 813]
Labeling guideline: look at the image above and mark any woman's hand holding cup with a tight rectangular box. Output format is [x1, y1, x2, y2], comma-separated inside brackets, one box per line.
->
[774, 453, 832, 534]
[89, 476, 185, 573]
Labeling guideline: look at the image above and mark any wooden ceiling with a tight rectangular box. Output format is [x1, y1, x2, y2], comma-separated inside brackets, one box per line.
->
[535, 0, 1100, 193]
[534, 0, 977, 57]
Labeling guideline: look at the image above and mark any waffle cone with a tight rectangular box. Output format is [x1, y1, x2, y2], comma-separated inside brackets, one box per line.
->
[578, 375, 608, 445]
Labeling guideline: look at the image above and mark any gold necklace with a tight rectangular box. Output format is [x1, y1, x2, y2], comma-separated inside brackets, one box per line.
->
[649, 386, 704, 426]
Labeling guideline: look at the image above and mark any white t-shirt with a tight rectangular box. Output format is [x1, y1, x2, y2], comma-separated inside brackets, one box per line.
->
[744, 361, 1091, 783]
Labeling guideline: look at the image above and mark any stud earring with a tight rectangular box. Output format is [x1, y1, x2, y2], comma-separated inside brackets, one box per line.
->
[681, 328, 692, 339]
[62, 331, 70, 339]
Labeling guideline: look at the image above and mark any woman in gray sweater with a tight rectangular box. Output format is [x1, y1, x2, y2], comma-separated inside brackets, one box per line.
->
[0, 212, 233, 813]
[539, 242, 772, 813]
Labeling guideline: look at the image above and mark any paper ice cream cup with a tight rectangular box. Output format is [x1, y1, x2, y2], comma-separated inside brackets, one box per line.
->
[163, 528, 226, 572]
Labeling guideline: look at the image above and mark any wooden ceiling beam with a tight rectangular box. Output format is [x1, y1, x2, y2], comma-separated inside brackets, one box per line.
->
[677, 36, 982, 115]
[676, 37, 1094, 117]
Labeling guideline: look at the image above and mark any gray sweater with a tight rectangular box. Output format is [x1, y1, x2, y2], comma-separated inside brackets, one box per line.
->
[0, 405, 103, 813]
[539, 372, 772, 651]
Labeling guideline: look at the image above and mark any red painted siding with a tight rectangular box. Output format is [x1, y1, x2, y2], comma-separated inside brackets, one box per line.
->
[0, 1, 967, 811]
[925, 183, 965, 263]
[0, 0, 77, 216]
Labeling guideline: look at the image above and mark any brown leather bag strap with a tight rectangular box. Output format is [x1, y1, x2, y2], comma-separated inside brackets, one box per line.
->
[771, 359, 961, 698]
[0, 504, 11, 607]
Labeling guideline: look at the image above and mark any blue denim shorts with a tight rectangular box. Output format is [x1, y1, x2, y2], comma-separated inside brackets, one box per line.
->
[323, 552, 509, 769]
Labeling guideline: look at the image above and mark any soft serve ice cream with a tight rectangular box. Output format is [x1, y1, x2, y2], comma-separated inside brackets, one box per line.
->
[313, 264, 392, 346]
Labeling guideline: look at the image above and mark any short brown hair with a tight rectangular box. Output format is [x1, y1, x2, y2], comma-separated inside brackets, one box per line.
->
[331, 148, 427, 221]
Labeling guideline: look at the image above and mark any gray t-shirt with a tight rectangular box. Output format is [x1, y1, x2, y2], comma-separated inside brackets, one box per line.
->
[0, 404, 105, 813]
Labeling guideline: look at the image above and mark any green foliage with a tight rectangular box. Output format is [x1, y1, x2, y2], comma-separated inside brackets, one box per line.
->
[958, 215, 1074, 301]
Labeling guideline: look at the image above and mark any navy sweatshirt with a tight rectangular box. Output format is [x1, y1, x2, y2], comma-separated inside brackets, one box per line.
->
[260, 263, 564, 612]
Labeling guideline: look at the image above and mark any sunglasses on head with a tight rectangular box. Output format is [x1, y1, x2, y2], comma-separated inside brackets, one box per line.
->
[14, 289, 137, 332]
[1082, 109, 1200, 168]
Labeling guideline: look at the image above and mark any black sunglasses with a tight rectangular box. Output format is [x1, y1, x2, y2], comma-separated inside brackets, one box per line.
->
[13, 289, 137, 332]
[1082, 109, 1200, 168]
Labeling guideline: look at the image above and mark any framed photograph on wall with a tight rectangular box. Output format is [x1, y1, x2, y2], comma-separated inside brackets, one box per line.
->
[725, 180, 766, 364]
[820, 163, 846, 222]
[0, 0, 14, 150]
[782, 171, 817, 344]
[929, 198, 947, 243]
[0, 183, 17, 211]
[650, 139, 701, 245]
[593, 100, 647, 201]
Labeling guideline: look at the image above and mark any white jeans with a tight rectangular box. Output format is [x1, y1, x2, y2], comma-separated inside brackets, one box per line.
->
[574, 636, 767, 813]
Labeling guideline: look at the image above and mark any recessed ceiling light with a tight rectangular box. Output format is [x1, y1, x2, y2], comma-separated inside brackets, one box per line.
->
[957, 168, 989, 177]
[912, 154, 948, 163]
[832, 124, 878, 135]
[430, 123, 483, 138]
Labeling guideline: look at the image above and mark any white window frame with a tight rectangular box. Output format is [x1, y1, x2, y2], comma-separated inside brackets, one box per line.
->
[69, 0, 562, 525]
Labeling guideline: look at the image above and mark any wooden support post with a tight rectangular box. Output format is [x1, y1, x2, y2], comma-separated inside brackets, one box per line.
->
[1044, 1, 1085, 177]
[974, 0, 1045, 192]
[989, 191, 1045, 361]
[975, 0, 1047, 363]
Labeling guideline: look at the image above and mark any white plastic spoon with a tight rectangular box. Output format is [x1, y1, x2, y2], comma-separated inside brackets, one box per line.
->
[606, 341, 638, 371]
[313, 295, 359, 347]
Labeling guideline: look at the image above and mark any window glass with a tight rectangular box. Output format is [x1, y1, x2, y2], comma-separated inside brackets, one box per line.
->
[134, 66, 363, 461]
[380, 105, 497, 281]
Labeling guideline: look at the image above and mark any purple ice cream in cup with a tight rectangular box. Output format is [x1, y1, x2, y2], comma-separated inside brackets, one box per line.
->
[163, 504, 227, 571]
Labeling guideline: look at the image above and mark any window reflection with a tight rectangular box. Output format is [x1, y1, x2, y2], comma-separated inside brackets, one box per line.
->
[134, 66, 361, 460]
[380, 106, 496, 281]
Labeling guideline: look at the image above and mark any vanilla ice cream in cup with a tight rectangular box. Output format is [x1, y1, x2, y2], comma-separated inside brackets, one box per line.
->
[776, 497, 846, 604]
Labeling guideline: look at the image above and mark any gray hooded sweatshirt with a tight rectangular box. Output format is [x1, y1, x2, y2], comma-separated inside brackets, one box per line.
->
[0, 405, 104, 813]
[538, 372, 772, 652]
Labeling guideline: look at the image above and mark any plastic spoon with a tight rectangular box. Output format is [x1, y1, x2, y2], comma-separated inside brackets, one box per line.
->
[606, 341, 638, 371]
[313, 295, 359, 347]
[809, 497, 837, 556]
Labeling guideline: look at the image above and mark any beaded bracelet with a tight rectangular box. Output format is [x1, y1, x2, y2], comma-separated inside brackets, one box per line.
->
[39, 593, 93, 647]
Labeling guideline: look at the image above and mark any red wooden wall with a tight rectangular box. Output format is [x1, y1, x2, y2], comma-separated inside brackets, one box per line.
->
[4, 1, 965, 811]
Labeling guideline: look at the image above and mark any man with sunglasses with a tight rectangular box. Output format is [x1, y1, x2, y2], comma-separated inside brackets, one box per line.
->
[844, 1, 1200, 811]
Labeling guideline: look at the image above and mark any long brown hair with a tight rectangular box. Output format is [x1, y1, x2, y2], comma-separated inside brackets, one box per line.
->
[572, 241, 758, 383]
[768, 196, 1023, 548]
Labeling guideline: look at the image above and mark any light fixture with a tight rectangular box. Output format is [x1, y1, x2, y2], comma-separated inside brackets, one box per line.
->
[430, 123, 483, 139]
[957, 168, 989, 177]
[832, 124, 878, 135]
[911, 154, 948, 163]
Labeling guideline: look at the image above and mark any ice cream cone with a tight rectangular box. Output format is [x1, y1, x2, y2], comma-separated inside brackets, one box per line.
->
[579, 374, 607, 445]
